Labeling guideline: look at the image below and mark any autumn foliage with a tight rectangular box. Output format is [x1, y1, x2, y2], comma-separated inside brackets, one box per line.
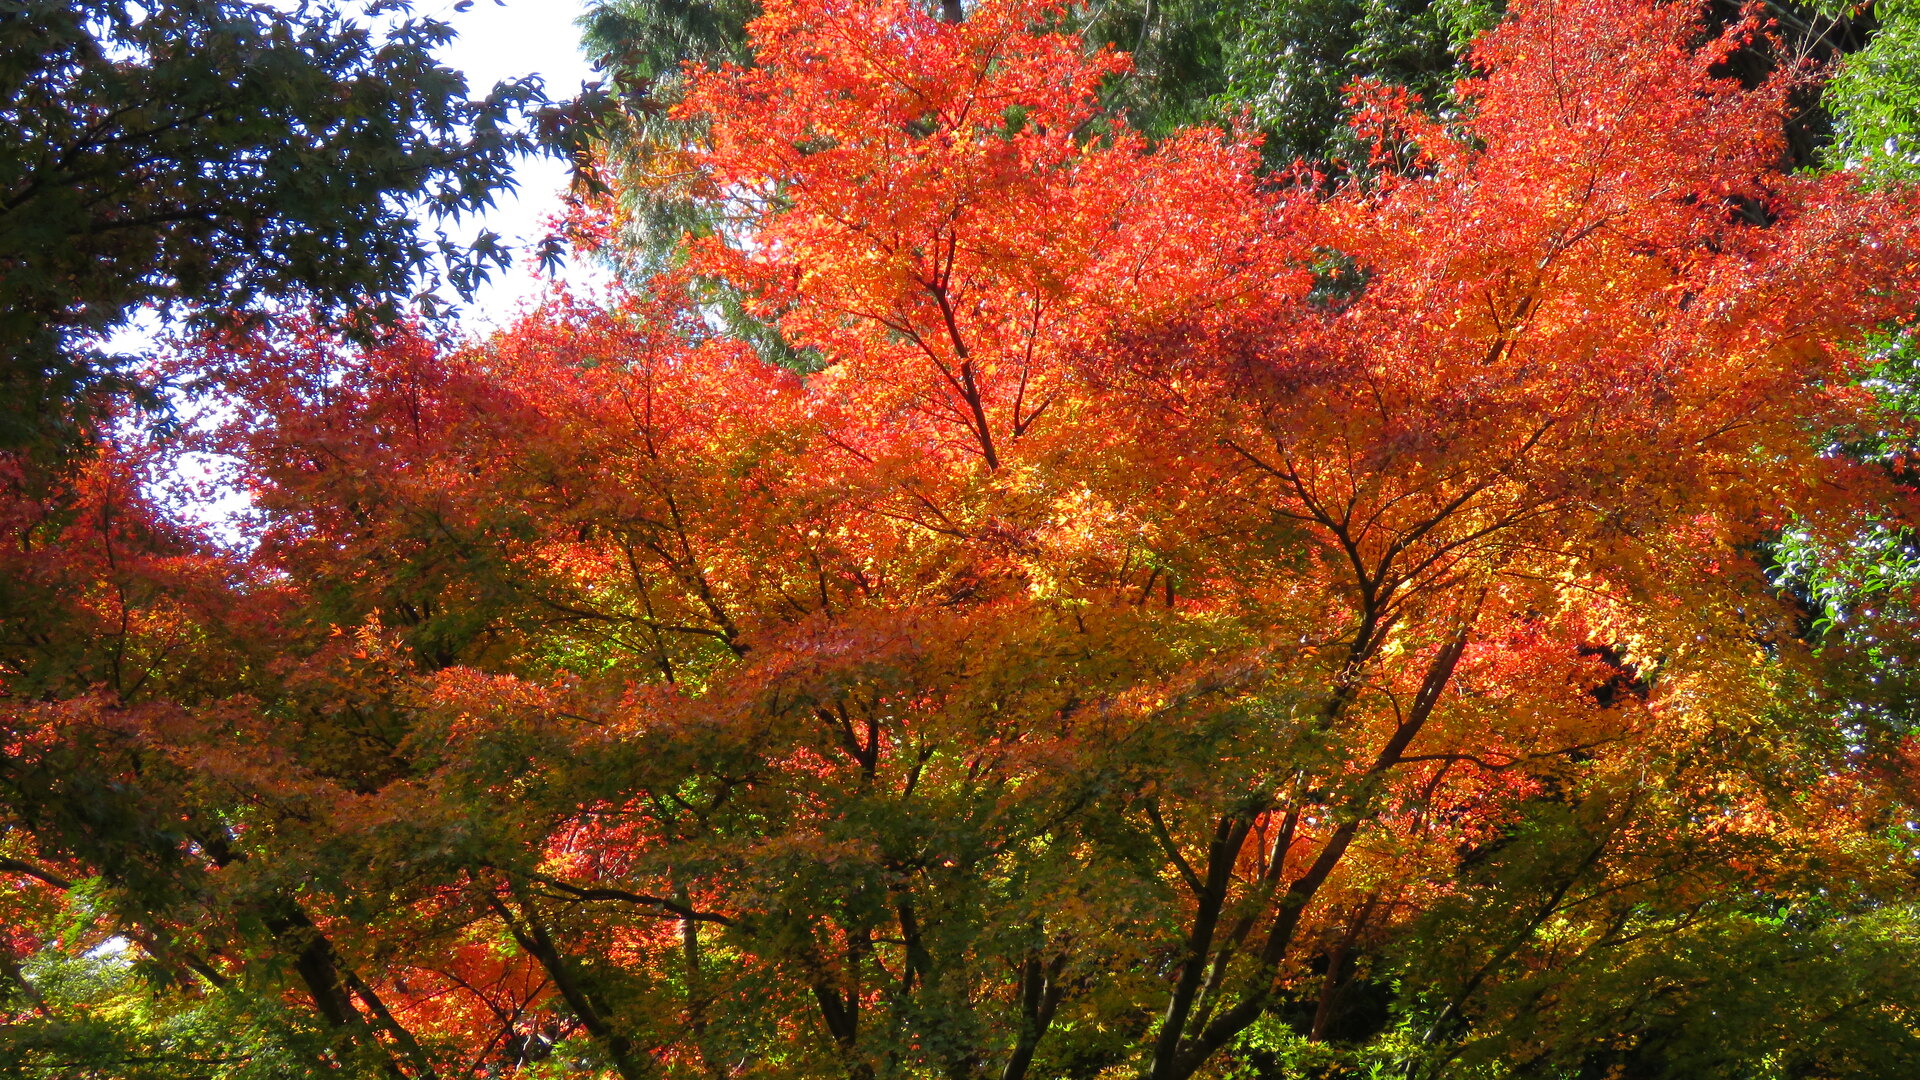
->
[6, 0, 1920, 1077]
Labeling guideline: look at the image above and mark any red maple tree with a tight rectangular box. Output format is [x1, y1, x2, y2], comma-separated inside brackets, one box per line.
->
[4, 0, 1920, 1077]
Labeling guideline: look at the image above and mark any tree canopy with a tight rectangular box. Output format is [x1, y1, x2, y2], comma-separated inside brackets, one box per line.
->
[0, 0, 545, 459]
[5, 0, 1920, 1079]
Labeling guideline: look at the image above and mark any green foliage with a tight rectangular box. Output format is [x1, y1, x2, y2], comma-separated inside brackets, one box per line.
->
[1075, 0, 1236, 138]
[1824, 0, 1920, 178]
[0, 936, 351, 1080]
[0, 0, 548, 459]
[579, 0, 836, 370]
[1214, 0, 1490, 165]
[579, 0, 756, 277]
[1443, 902, 1920, 1080]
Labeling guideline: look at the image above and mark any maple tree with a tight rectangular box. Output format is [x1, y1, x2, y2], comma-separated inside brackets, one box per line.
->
[7, 0, 1920, 1078]
[570, 0, 1467, 303]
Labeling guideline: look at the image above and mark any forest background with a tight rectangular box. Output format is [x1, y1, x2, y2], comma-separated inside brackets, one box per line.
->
[7, 0, 1920, 1078]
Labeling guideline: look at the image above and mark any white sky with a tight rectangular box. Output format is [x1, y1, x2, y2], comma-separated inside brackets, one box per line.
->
[423, 0, 614, 329]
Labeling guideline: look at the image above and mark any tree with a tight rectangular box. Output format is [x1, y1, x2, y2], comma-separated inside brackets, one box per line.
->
[0, 0, 546, 460]
[1823, 0, 1920, 178]
[6, 0, 1920, 1078]
[567, 0, 1467, 290]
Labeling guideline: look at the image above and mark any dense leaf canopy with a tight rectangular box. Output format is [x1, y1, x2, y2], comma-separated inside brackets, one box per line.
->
[5, 1, 1920, 1079]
